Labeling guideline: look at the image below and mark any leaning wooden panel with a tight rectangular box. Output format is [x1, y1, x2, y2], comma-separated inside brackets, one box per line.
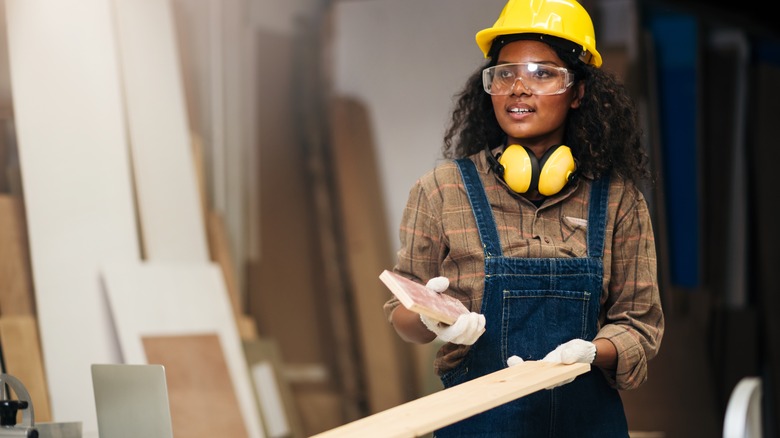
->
[143, 333, 249, 438]
[0, 315, 52, 422]
[310, 362, 589, 438]
[328, 96, 411, 412]
[100, 261, 265, 438]
[6, 2, 142, 434]
[113, 0, 209, 262]
[0, 195, 35, 316]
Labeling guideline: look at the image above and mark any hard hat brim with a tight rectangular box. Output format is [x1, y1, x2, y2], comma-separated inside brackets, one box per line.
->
[476, 27, 602, 67]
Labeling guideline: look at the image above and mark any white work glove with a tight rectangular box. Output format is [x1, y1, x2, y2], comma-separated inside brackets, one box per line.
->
[542, 339, 596, 364]
[419, 277, 486, 345]
[540, 339, 596, 389]
[507, 355, 524, 367]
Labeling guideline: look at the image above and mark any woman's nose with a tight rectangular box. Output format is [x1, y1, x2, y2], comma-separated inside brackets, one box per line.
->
[510, 78, 530, 95]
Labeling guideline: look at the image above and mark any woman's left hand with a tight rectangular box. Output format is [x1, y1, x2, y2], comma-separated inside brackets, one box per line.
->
[542, 339, 596, 364]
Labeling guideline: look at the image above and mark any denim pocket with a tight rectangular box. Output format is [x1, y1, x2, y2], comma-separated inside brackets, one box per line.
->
[501, 289, 592, 362]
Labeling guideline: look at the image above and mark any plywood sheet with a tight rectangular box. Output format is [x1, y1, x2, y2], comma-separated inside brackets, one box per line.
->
[0, 315, 52, 422]
[143, 333, 249, 438]
[310, 361, 589, 438]
[0, 195, 34, 316]
[5, 2, 141, 435]
[100, 261, 264, 438]
[113, 0, 209, 262]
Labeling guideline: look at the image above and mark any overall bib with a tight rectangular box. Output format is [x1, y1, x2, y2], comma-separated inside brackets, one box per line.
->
[434, 158, 628, 437]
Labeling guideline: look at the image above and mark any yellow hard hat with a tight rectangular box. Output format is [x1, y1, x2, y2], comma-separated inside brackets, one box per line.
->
[476, 0, 602, 67]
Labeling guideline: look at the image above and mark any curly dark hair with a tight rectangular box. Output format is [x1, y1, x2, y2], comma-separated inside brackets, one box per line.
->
[442, 39, 652, 185]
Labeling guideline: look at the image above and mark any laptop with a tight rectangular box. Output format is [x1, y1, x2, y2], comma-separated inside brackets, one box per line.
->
[91, 364, 174, 438]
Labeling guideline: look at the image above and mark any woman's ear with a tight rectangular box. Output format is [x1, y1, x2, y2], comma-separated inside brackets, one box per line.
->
[570, 82, 585, 109]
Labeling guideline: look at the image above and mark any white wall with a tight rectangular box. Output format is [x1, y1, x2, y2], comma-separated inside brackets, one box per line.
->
[332, 0, 505, 251]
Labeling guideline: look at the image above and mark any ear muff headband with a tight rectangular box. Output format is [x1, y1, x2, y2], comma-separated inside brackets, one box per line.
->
[486, 144, 576, 195]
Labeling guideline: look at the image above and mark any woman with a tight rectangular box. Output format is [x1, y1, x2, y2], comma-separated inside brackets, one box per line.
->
[383, 0, 665, 436]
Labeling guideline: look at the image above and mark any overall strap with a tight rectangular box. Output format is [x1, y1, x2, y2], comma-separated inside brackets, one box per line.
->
[586, 175, 611, 258]
[455, 158, 502, 258]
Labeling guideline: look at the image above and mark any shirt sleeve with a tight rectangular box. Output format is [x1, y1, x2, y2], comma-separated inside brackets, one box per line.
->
[596, 185, 665, 390]
[382, 174, 446, 322]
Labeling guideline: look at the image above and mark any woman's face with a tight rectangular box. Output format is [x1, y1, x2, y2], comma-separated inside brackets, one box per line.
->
[491, 39, 583, 157]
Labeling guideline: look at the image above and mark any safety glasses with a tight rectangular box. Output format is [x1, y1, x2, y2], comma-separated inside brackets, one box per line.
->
[482, 62, 574, 96]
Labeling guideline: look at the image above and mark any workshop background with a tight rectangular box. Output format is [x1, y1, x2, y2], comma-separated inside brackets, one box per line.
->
[0, 0, 778, 437]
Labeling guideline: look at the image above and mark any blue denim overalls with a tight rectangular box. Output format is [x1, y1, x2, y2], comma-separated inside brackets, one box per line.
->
[434, 158, 629, 437]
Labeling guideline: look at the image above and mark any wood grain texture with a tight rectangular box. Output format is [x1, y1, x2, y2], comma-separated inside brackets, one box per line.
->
[310, 361, 590, 438]
[0, 315, 52, 422]
[379, 270, 469, 325]
[143, 333, 249, 438]
[0, 195, 34, 316]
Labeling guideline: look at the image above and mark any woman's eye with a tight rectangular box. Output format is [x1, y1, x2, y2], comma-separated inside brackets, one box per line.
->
[534, 69, 552, 78]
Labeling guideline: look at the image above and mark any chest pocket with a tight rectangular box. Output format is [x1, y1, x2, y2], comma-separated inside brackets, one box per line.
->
[501, 289, 593, 362]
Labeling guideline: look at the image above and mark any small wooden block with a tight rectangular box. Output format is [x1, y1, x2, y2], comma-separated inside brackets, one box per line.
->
[379, 270, 468, 325]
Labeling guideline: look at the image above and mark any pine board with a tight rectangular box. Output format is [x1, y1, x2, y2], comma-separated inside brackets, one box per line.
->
[311, 361, 589, 438]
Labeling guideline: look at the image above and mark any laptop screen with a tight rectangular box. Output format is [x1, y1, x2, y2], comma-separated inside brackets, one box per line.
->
[91, 364, 174, 438]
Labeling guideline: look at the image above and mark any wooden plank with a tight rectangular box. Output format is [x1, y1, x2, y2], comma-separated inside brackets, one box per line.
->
[112, 0, 209, 262]
[0, 195, 34, 316]
[310, 361, 589, 438]
[5, 2, 142, 434]
[328, 96, 411, 412]
[379, 270, 469, 325]
[143, 333, 249, 438]
[100, 261, 265, 438]
[0, 315, 52, 422]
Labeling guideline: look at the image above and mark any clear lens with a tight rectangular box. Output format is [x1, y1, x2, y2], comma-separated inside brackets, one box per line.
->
[482, 62, 574, 96]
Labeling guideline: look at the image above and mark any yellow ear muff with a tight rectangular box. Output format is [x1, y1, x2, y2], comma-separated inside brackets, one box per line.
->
[496, 144, 576, 195]
[538, 145, 576, 196]
[498, 144, 535, 193]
